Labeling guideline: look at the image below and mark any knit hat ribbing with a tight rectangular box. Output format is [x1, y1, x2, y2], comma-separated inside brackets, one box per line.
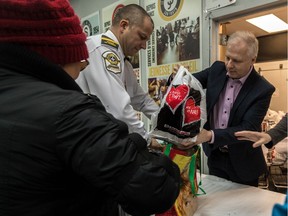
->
[0, 0, 88, 65]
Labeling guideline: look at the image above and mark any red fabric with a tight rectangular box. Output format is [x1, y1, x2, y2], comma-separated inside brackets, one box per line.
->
[167, 147, 190, 160]
[156, 206, 178, 216]
[0, 0, 88, 65]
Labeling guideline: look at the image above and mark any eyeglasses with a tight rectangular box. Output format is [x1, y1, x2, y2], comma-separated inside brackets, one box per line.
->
[80, 59, 89, 71]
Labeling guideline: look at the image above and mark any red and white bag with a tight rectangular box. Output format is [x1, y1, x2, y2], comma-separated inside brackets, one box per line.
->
[150, 66, 207, 146]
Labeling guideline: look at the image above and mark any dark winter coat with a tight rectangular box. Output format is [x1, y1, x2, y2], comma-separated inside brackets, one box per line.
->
[0, 43, 180, 216]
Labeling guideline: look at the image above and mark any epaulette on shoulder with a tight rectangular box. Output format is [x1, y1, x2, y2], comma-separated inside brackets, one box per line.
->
[101, 35, 119, 49]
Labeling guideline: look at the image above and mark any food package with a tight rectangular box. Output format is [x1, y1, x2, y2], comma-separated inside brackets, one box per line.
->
[156, 144, 202, 216]
[150, 66, 207, 146]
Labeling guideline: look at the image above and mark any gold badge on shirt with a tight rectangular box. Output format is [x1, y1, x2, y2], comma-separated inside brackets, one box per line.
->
[102, 51, 121, 74]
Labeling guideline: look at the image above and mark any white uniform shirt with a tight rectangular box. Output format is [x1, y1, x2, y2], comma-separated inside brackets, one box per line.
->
[76, 30, 159, 140]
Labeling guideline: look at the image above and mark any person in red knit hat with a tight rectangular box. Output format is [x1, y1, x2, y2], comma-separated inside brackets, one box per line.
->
[0, 1, 181, 216]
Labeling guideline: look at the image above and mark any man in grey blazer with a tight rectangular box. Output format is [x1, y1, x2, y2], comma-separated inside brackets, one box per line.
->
[188, 31, 275, 186]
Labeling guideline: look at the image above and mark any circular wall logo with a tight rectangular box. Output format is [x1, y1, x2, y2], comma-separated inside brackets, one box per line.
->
[158, 0, 183, 21]
[82, 20, 92, 36]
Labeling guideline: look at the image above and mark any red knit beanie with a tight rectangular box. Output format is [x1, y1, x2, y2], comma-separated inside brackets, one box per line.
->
[0, 0, 88, 65]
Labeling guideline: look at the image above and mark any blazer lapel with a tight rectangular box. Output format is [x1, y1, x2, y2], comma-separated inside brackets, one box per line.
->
[207, 73, 228, 114]
[229, 68, 258, 124]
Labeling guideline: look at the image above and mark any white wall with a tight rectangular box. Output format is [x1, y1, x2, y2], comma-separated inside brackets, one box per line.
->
[70, 0, 118, 18]
[254, 60, 288, 112]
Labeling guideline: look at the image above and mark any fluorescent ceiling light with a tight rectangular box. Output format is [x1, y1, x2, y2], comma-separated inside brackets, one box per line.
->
[246, 14, 288, 33]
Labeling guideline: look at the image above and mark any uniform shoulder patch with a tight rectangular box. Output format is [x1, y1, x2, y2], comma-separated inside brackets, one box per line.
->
[101, 35, 119, 49]
[102, 51, 121, 74]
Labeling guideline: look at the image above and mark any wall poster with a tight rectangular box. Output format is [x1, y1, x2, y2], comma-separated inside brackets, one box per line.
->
[144, 0, 202, 106]
[81, 10, 101, 36]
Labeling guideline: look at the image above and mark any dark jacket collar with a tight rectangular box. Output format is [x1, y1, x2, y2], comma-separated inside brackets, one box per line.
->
[0, 43, 82, 92]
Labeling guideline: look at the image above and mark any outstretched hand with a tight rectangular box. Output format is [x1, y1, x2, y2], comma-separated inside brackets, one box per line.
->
[235, 131, 272, 148]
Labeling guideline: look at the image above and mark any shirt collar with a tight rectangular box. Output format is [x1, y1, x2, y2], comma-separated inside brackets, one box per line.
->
[105, 30, 125, 60]
[226, 66, 253, 85]
[105, 30, 119, 44]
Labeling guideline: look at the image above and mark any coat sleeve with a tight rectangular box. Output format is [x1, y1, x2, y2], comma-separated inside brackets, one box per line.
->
[266, 113, 288, 146]
[76, 44, 149, 139]
[55, 93, 180, 216]
[124, 60, 159, 119]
